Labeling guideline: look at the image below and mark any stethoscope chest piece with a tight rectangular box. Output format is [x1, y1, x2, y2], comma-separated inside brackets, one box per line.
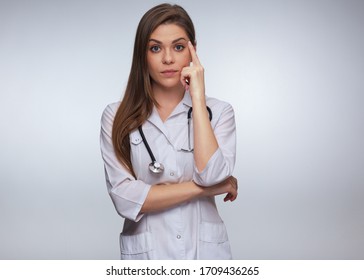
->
[149, 161, 164, 174]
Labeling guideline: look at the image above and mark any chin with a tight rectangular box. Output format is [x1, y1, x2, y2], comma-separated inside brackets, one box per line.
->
[158, 80, 183, 89]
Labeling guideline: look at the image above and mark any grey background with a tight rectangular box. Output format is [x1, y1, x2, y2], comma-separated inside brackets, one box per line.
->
[1, 0, 363, 259]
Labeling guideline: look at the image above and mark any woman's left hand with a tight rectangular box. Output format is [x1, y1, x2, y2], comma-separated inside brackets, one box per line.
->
[180, 41, 205, 100]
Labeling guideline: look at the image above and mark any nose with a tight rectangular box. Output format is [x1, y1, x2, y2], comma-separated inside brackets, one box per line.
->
[162, 49, 174, 64]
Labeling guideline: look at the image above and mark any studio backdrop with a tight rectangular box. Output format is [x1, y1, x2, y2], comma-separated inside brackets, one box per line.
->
[0, 0, 363, 259]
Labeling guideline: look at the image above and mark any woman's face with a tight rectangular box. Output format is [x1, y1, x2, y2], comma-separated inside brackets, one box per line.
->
[147, 23, 191, 90]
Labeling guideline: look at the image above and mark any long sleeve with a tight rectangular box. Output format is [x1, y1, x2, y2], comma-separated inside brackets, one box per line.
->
[100, 103, 151, 222]
[192, 100, 236, 186]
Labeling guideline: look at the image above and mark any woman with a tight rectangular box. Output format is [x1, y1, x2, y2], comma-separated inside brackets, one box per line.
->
[100, 3, 238, 259]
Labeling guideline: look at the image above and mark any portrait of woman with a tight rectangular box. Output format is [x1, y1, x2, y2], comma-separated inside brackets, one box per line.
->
[100, 3, 238, 260]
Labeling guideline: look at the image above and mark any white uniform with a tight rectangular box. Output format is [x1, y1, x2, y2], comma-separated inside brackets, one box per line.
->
[100, 92, 236, 259]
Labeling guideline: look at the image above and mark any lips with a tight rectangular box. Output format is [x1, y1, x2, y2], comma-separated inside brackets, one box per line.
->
[161, 69, 178, 77]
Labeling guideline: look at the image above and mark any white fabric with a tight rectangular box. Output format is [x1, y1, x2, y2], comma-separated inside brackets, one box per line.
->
[100, 92, 236, 259]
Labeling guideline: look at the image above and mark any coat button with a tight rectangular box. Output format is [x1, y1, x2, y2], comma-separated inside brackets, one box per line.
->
[176, 235, 181, 239]
[170, 172, 174, 176]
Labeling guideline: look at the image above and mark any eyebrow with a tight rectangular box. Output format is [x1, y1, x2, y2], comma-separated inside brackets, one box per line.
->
[148, 37, 187, 44]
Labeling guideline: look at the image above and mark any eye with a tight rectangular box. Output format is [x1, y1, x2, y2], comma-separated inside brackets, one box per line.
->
[150, 45, 161, 53]
[175, 44, 185, 52]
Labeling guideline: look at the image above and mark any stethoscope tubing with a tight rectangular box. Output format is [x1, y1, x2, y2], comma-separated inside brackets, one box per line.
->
[138, 126, 156, 163]
[187, 106, 212, 121]
[139, 106, 212, 174]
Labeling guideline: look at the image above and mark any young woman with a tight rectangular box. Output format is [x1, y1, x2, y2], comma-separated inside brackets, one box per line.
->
[100, 3, 238, 259]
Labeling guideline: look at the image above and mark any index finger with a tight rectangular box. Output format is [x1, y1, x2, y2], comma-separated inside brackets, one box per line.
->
[188, 41, 201, 65]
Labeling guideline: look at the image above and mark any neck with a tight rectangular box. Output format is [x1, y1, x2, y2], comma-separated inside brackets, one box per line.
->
[153, 83, 185, 109]
[152, 83, 185, 122]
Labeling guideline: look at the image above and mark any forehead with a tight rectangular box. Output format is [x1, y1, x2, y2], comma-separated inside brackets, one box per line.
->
[149, 23, 188, 43]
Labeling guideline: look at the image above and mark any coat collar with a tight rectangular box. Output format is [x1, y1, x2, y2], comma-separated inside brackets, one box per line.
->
[181, 90, 192, 107]
[147, 91, 192, 125]
[145, 91, 191, 142]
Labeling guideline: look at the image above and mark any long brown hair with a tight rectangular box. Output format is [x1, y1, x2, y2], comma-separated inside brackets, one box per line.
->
[112, 3, 196, 177]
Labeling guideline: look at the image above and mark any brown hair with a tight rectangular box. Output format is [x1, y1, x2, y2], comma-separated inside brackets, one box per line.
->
[112, 3, 196, 177]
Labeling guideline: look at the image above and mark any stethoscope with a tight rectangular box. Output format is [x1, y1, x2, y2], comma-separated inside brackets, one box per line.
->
[138, 106, 213, 174]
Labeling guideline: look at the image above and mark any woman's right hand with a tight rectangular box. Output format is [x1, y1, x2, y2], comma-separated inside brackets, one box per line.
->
[222, 176, 238, 202]
[202, 176, 238, 202]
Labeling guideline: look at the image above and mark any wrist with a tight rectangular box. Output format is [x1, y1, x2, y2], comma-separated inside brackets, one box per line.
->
[193, 181, 215, 199]
[191, 93, 206, 105]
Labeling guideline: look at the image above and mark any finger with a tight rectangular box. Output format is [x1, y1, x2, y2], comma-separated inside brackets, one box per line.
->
[188, 41, 201, 66]
[224, 192, 236, 202]
[223, 192, 231, 201]
[180, 68, 190, 90]
[180, 74, 187, 87]
[185, 77, 190, 85]
[183, 63, 193, 85]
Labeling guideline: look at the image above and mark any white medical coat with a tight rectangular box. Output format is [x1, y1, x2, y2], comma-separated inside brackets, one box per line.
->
[100, 92, 236, 259]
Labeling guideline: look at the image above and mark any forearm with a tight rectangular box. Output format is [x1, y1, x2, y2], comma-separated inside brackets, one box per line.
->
[192, 96, 219, 172]
[141, 180, 228, 213]
[141, 181, 202, 213]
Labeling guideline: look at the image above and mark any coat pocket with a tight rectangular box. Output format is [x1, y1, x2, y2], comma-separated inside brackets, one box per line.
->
[119, 231, 154, 260]
[199, 221, 232, 260]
